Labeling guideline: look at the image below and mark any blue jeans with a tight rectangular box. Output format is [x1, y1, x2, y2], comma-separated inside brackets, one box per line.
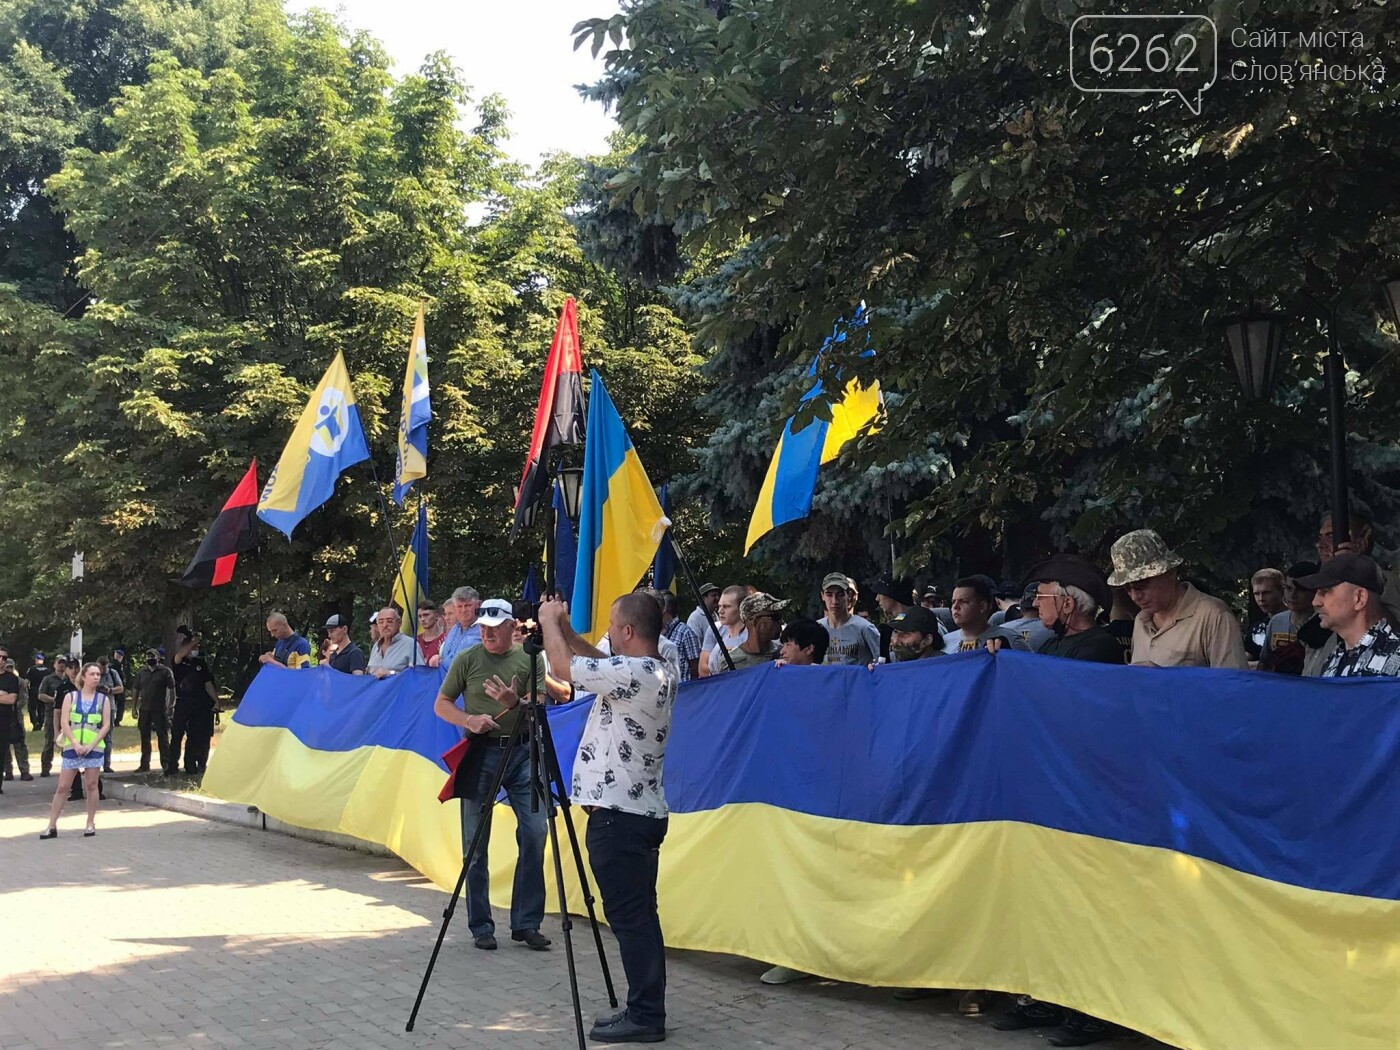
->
[458, 742, 548, 938]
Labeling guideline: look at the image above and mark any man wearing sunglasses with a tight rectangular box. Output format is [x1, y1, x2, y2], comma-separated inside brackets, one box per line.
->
[1106, 529, 1246, 669]
[709, 592, 790, 673]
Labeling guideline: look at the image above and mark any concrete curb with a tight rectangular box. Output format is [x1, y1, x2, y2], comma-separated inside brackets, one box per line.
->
[108, 781, 393, 859]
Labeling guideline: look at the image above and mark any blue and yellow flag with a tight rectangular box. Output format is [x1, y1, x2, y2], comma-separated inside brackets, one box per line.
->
[571, 371, 669, 643]
[257, 351, 370, 539]
[391, 305, 431, 504]
[745, 306, 881, 554]
[652, 483, 676, 593]
[391, 501, 430, 620]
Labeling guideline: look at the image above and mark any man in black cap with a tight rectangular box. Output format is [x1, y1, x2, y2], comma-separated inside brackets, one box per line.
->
[172, 627, 219, 775]
[320, 614, 367, 673]
[1025, 555, 1124, 664]
[998, 582, 1057, 653]
[135, 648, 176, 773]
[1258, 562, 1320, 675]
[1296, 554, 1400, 677]
[886, 607, 944, 662]
[872, 578, 919, 660]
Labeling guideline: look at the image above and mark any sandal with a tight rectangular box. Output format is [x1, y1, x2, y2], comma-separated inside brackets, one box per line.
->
[39, 828, 57, 840]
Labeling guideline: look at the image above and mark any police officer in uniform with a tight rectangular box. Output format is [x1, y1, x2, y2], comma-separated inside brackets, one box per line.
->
[171, 628, 218, 775]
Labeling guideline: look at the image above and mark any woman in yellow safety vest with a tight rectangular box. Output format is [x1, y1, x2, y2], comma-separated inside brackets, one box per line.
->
[40, 662, 111, 839]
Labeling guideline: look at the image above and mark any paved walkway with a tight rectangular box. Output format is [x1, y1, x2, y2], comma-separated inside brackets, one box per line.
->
[0, 778, 1138, 1050]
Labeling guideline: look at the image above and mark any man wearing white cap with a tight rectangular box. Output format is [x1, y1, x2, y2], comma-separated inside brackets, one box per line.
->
[433, 598, 564, 952]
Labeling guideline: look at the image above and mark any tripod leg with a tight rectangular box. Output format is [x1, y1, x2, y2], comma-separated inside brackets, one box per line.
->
[406, 718, 525, 1031]
[405, 859, 470, 1032]
[543, 752, 589, 1050]
[539, 708, 620, 1008]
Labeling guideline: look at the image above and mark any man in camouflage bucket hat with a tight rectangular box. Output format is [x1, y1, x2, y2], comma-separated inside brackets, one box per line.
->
[1108, 529, 1246, 668]
[710, 592, 790, 673]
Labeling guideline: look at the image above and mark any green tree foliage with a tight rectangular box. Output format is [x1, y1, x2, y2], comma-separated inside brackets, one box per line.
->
[0, 0, 700, 679]
[574, 0, 1400, 598]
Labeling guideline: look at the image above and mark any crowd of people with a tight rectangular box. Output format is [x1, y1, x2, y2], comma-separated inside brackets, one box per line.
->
[9, 508, 1392, 1043]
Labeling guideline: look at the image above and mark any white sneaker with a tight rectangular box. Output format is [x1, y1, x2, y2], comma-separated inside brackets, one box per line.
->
[760, 965, 813, 985]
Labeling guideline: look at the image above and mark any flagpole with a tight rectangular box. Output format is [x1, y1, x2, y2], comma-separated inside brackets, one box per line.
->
[366, 454, 417, 647]
[667, 529, 735, 672]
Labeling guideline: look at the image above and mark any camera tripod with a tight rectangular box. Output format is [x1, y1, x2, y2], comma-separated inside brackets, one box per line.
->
[405, 640, 616, 1048]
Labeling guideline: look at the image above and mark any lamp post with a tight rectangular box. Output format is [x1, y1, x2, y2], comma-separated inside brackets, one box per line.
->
[544, 464, 584, 598]
[1223, 280, 1400, 549]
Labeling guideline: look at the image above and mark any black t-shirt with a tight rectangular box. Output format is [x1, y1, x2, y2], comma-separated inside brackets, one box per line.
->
[25, 666, 49, 696]
[1039, 626, 1127, 664]
[136, 664, 176, 706]
[0, 671, 20, 729]
[328, 642, 367, 674]
[175, 657, 216, 703]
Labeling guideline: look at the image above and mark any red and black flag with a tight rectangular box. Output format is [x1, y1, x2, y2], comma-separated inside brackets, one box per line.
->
[180, 459, 259, 588]
[512, 296, 585, 537]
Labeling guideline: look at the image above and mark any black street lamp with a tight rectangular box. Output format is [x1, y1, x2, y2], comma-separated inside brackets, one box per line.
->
[1384, 276, 1400, 333]
[556, 465, 584, 521]
[1222, 310, 1288, 401]
[1222, 279, 1400, 548]
[1221, 306, 1350, 544]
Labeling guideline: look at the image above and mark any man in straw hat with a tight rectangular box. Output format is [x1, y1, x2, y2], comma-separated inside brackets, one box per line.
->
[1106, 529, 1246, 669]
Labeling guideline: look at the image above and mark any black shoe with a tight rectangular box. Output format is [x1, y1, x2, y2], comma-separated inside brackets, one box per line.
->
[39, 828, 56, 840]
[40, 771, 50, 777]
[136, 765, 150, 773]
[20, 773, 33, 781]
[594, 1010, 626, 1028]
[588, 1014, 665, 1043]
[3, 771, 11, 781]
[994, 1003, 1064, 1031]
[473, 934, 498, 950]
[512, 929, 551, 951]
[1048, 1019, 1114, 1047]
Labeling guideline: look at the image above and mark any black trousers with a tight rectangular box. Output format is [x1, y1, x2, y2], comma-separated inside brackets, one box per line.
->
[171, 700, 214, 773]
[586, 809, 669, 1029]
[139, 705, 172, 772]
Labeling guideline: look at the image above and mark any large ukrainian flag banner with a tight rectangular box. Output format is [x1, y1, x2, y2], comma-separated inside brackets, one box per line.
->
[257, 351, 370, 539]
[206, 652, 1400, 1050]
[570, 369, 669, 643]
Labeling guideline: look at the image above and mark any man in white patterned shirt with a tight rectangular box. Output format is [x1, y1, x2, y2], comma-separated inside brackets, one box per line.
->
[539, 593, 677, 1045]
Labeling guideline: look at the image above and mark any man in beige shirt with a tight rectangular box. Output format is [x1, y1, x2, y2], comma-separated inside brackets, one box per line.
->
[1107, 529, 1247, 669]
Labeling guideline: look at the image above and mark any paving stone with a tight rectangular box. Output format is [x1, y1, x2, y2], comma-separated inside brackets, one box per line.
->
[0, 779, 1162, 1049]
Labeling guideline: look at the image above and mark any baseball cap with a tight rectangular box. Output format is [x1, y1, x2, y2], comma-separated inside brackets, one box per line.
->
[698, 582, 720, 597]
[1295, 554, 1386, 595]
[889, 607, 942, 636]
[740, 592, 791, 621]
[1285, 560, 1320, 582]
[820, 571, 851, 593]
[872, 578, 914, 605]
[33, 652, 44, 661]
[324, 614, 350, 628]
[145, 648, 159, 659]
[476, 598, 515, 627]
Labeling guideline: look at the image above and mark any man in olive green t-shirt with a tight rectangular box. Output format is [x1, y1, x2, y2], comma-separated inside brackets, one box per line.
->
[432, 598, 557, 953]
